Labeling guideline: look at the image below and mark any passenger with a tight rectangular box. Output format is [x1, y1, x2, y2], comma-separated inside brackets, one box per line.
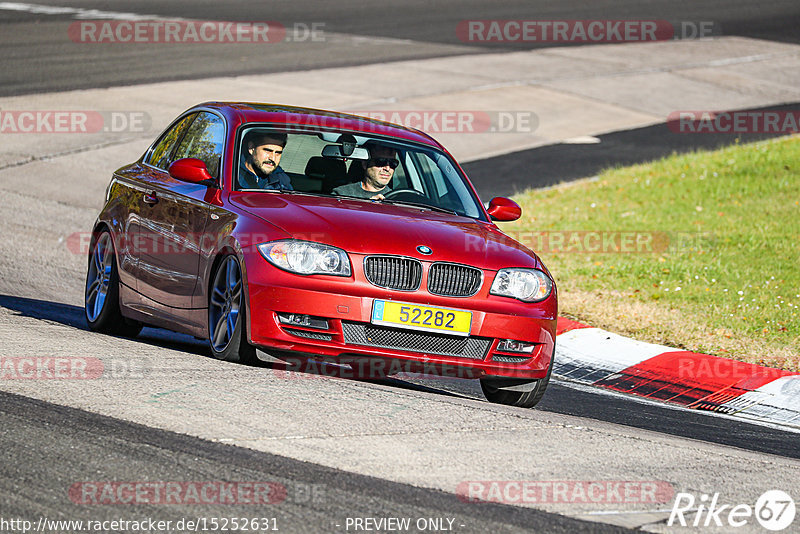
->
[332, 144, 398, 200]
[239, 131, 293, 190]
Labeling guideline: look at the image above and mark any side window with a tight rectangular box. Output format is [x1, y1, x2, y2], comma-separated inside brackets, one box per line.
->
[172, 112, 225, 178]
[146, 113, 196, 170]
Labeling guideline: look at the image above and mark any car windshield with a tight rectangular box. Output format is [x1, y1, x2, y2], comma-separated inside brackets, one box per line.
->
[235, 127, 486, 220]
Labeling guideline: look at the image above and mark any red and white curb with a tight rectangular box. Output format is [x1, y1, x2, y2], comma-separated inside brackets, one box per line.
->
[554, 318, 800, 429]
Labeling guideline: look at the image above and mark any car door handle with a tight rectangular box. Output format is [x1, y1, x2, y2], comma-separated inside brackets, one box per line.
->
[143, 192, 159, 205]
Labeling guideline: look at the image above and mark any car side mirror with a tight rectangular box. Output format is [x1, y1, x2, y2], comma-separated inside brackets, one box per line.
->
[168, 158, 217, 186]
[487, 197, 522, 221]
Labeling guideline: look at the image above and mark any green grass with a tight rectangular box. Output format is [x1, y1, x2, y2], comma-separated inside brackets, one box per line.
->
[502, 136, 800, 368]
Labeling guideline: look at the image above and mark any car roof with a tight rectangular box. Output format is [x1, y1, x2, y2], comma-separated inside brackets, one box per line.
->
[196, 101, 443, 148]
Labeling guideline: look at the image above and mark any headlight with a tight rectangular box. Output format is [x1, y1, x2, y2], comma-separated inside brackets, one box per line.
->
[257, 240, 351, 276]
[490, 268, 552, 302]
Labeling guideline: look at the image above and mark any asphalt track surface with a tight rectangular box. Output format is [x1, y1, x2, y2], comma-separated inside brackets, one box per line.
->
[0, 295, 798, 532]
[3, 294, 799, 461]
[0, 0, 799, 95]
[462, 102, 800, 198]
[0, 390, 619, 534]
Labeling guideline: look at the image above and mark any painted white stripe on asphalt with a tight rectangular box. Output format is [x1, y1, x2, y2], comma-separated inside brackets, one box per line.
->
[0, 2, 416, 47]
[556, 327, 672, 374]
[0, 2, 176, 20]
[0, 2, 73, 14]
[0, 2, 182, 20]
[562, 136, 601, 144]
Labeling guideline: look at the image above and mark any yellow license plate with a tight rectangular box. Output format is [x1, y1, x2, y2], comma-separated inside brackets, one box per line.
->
[371, 300, 472, 336]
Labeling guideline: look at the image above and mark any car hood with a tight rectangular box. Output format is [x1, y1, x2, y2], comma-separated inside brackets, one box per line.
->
[230, 193, 543, 271]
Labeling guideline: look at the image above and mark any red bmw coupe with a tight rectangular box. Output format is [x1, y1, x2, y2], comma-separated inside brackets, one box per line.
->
[85, 102, 557, 407]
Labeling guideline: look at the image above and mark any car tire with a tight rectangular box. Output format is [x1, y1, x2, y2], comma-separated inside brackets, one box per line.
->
[84, 230, 143, 337]
[208, 255, 257, 363]
[480, 346, 554, 408]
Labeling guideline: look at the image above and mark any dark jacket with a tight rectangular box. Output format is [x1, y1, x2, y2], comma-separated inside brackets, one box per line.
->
[238, 157, 293, 190]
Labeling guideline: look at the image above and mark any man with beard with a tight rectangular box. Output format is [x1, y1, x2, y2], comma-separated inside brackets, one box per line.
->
[238, 131, 293, 190]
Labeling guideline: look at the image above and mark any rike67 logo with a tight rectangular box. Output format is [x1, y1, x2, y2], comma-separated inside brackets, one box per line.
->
[669, 490, 795, 531]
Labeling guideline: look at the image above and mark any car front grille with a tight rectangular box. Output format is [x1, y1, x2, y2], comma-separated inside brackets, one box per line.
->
[364, 256, 422, 291]
[342, 322, 490, 360]
[427, 262, 482, 297]
[364, 256, 483, 297]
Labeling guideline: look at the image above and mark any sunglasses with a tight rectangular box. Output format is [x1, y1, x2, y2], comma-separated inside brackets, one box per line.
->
[369, 157, 399, 169]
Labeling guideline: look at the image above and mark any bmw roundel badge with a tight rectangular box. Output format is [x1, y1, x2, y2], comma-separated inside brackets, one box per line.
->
[416, 245, 432, 255]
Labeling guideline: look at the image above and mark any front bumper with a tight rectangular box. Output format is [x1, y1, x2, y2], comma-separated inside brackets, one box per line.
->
[242, 251, 557, 379]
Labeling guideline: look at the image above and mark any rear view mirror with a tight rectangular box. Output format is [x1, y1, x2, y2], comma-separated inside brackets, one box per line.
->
[487, 197, 522, 221]
[322, 144, 369, 160]
[168, 158, 216, 186]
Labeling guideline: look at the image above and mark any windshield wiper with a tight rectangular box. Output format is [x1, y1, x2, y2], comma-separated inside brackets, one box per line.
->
[380, 199, 460, 216]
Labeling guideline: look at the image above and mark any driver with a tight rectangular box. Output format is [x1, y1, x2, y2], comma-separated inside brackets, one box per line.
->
[238, 131, 293, 190]
[332, 143, 397, 200]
